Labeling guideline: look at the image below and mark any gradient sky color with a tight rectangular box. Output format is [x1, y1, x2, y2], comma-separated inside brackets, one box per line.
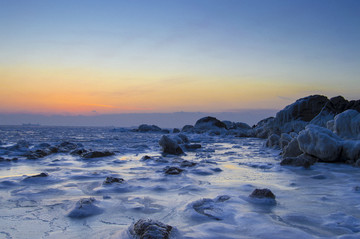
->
[1, 0, 359, 115]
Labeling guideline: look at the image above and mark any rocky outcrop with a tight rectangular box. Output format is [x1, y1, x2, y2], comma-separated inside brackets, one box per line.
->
[129, 219, 173, 239]
[276, 95, 329, 125]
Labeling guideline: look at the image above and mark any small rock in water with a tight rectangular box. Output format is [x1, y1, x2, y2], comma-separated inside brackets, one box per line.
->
[25, 172, 49, 179]
[249, 188, 276, 199]
[103, 176, 125, 184]
[129, 219, 173, 239]
[141, 155, 152, 161]
[164, 166, 183, 175]
[67, 198, 103, 218]
[70, 148, 88, 156]
[82, 151, 115, 159]
[173, 128, 180, 133]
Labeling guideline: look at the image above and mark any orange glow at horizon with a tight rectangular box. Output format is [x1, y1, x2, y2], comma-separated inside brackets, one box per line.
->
[0, 65, 322, 115]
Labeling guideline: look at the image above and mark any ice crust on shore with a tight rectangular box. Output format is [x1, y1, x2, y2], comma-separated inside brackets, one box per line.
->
[1, 125, 360, 238]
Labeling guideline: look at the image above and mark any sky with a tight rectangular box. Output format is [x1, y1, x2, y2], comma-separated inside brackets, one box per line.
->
[0, 0, 359, 119]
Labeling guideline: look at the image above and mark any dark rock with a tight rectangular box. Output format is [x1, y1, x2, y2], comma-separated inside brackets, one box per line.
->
[164, 166, 183, 175]
[280, 153, 317, 168]
[194, 116, 227, 130]
[181, 125, 195, 132]
[25, 172, 49, 179]
[130, 219, 173, 239]
[266, 134, 280, 148]
[141, 155, 152, 160]
[137, 124, 162, 132]
[159, 135, 184, 155]
[282, 138, 303, 158]
[180, 160, 197, 167]
[103, 176, 125, 184]
[249, 188, 276, 199]
[0, 157, 18, 162]
[70, 148, 88, 156]
[82, 151, 114, 159]
[173, 128, 180, 133]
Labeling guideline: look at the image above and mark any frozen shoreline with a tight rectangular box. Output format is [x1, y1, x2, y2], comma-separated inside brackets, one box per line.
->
[1, 126, 360, 238]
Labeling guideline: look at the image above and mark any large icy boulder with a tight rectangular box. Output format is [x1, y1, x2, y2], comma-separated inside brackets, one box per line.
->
[332, 110, 360, 140]
[297, 125, 343, 162]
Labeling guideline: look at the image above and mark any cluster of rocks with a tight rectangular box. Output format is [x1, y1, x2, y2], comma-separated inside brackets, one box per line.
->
[260, 95, 360, 167]
[0, 140, 115, 160]
[181, 116, 253, 137]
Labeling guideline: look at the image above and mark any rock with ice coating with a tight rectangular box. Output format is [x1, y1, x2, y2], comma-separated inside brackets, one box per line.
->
[341, 140, 360, 163]
[190, 195, 231, 220]
[249, 188, 275, 199]
[297, 124, 343, 162]
[129, 219, 173, 239]
[266, 134, 280, 149]
[67, 198, 103, 218]
[159, 135, 184, 155]
[181, 125, 195, 133]
[279, 133, 293, 150]
[332, 110, 360, 140]
[282, 137, 303, 158]
[57, 141, 79, 152]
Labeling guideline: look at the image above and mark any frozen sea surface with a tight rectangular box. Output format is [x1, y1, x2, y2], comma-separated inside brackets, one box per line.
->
[1, 126, 360, 238]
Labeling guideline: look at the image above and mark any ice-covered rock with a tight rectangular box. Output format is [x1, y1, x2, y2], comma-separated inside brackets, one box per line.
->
[279, 133, 293, 150]
[249, 188, 275, 199]
[282, 137, 303, 158]
[82, 151, 115, 159]
[159, 135, 184, 155]
[332, 110, 360, 140]
[254, 117, 279, 139]
[180, 160, 197, 167]
[310, 106, 335, 128]
[297, 124, 343, 162]
[172, 128, 180, 133]
[192, 116, 228, 134]
[129, 219, 173, 239]
[190, 195, 231, 220]
[341, 140, 360, 164]
[67, 198, 103, 218]
[266, 134, 280, 149]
